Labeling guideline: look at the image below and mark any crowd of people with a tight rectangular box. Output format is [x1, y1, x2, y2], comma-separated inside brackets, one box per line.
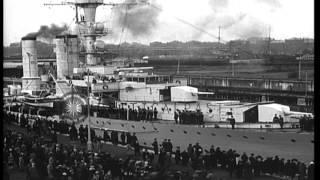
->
[149, 138, 314, 180]
[4, 110, 155, 180]
[3, 109, 315, 180]
[174, 110, 204, 125]
[89, 106, 158, 122]
[3, 129, 154, 180]
[299, 115, 314, 131]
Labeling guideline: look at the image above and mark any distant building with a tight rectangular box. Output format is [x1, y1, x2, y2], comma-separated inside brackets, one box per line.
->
[296, 54, 314, 61]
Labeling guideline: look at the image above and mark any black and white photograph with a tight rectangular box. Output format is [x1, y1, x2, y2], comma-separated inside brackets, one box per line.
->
[3, 0, 314, 179]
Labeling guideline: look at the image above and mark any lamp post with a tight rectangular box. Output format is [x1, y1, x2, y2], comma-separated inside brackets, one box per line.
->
[87, 69, 92, 151]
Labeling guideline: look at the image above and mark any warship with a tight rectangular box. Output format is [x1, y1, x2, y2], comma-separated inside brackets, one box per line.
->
[3, 0, 314, 162]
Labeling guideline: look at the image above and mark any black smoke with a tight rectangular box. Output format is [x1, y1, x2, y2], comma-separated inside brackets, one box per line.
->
[25, 24, 68, 43]
[112, 0, 161, 37]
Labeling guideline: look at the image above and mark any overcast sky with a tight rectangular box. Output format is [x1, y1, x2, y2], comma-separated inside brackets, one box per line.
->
[4, 0, 314, 46]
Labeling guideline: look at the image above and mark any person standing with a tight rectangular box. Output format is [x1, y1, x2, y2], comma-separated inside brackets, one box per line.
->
[307, 161, 314, 180]
[174, 110, 179, 124]
[179, 111, 183, 124]
[152, 138, 159, 155]
[131, 133, 138, 146]
[146, 107, 151, 122]
[193, 142, 203, 158]
[279, 115, 284, 129]
[134, 142, 140, 157]
[126, 132, 131, 146]
[167, 139, 173, 154]
[181, 150, 189, 166]
[230, 115, 236, 130]
[273, 114, 279, 123]
[120, 132, 126, 145]
[153, 108, 158, 120]
[175, 147, 181, 165]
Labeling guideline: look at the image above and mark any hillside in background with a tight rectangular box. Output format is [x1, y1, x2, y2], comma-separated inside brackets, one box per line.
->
[3, 37, 314, 60]
[4, 41, 55, 59]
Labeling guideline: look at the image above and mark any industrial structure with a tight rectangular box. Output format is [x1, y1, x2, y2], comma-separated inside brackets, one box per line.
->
[21, 37, 41, 94]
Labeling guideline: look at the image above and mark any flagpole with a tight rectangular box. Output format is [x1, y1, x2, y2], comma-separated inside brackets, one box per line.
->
[87, 69, 92, 151]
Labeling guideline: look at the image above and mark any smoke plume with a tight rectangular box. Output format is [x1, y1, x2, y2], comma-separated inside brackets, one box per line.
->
[257, 0, 281, 8]
[192, 13, 247, 40]
[191, 0, 272, 41]
[232, 18, 266, 39]
[112, 0, 161, 37]
[209, 0, 229, 12]
[25, 24, 68, 44]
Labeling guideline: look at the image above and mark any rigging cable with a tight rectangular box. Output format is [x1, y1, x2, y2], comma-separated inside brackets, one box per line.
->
[117, 5, 129, 56]
[148, 3, 226, 43]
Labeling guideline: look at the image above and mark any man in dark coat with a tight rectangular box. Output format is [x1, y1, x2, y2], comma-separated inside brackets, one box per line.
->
[79, 125, 85, 144]
[273, 114, 279, 123]
[152, 138, 159, 155]
[69, 123, 78, 141]
[126, 132, 131, 145]
[134, 142, 140, 156]
[175, 146, 181, 165]
[120, 132, 126, 145]
[279, 115, 284, 129]
[299, 115, 306, 131]
[153, 108, 158, 120]
[181, 150, 189, 166]
[179, 111, 183, 124]
[193, 142, 203, 158]
[103, 130, 110, 142]
[174, 110, 179, 124]
[167, 139, 173, 154]
[307, 161, 314, 180]
[230, 115, 236, 129]
[142, 108, 147, 122]
[131, 133, 138, 146]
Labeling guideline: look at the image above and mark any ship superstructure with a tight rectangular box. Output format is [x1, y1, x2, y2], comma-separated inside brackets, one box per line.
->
[12, 0, 312, 124]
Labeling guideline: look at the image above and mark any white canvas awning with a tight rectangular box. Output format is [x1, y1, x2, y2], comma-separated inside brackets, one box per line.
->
[258, 103, 290, 122]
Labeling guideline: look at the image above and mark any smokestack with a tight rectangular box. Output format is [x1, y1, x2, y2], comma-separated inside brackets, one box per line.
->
[54, 34, 79, 80]
[21, 36, 41, 92]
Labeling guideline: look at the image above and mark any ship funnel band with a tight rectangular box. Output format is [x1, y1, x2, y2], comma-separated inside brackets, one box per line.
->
[21, 36, 37, 41]
[56, 35, 78, 39]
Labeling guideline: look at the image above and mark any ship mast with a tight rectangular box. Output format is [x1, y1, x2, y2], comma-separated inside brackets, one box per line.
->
[44, 0, 147, 151]
[267, 26, 271, 55]
[44, 0, 144, 66]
